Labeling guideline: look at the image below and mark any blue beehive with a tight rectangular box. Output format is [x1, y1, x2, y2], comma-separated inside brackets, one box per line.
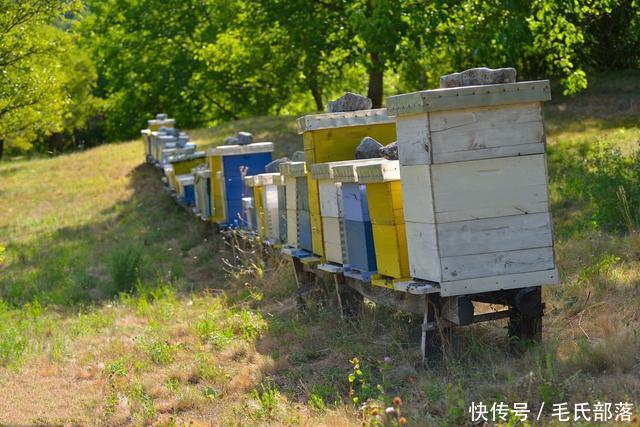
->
[296, 176, 313, 252]
[331, 160, 382, 280]
[208, 143, 274, 228]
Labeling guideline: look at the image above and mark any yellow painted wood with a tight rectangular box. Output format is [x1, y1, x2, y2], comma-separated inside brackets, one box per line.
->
[208, 155, 226, 223]
[366, 181, 404, 225]
[310, 212, 324, 257]
[172, 158, 205, 175]
[253, 186, 266, 238]
[303, 122, 396, 259]
[149, 123, 173, 132]
[371, 223, 410, 279]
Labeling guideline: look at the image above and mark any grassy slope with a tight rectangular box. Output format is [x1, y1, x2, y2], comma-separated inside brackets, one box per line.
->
[0, 72, 640, 425]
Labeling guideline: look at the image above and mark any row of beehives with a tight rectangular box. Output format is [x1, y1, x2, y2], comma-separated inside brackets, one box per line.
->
[144, 78, 559, 298]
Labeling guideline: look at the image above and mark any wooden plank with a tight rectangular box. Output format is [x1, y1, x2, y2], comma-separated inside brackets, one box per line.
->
[356, 160, 400, 183]
[387, 80, 551, 116]
[432, 155, 549, 223]
[440, 268, 559, 297]
[441, 246, 555, 281]
[310, 212, 324, 257]
[437, 212, 553, 257]
[396, 114, 430, 166]
[405, 221, 441, 282]
[372, 223, 410, 279]
[208, 142, 273, 156]
[318, 180, 342, 217]
[322, 217, 344, 264]
[399, 165, 435, 223]
[285, 177, 297, 210]
[429, 103, 545, 163]
[286, 208, 298, 247]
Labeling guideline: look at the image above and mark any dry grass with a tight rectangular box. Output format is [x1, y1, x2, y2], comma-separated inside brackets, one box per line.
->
[1, 72, 640, 425]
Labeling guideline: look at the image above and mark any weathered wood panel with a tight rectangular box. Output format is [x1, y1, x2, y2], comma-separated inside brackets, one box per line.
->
[396, 114, 430, 166]
[404, 221, 441, 282]
[440, 268, 559, 297]
[399, 165, 435, 223]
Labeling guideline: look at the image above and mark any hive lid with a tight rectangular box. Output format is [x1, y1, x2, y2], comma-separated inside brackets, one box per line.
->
[387, 80, 551, 116]
[148, 118, 176, 126]
[279, 161, 307, 177]
[257, 173, 283, 186]
[141, 129, 151, 135]
[176, 174, 194, 185]
[296, 108, 393, 133]
[208, 142, 274, 156]
[244, 175, 260, 187]
[355, 160, 400, 183]
[168, 151, 206, 164]
[330, 159, 387, 183]
[193, 168, 211, 178]
[310, 159, 364, 180]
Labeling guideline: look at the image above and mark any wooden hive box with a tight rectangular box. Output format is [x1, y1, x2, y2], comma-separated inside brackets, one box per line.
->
[387, 80, 558, 297]
[193, 168, 212, 220]
[141, 129, 153, 160]
[242, 197, 255, 231]
[331, 160, 385, 280]
[279, 161, 309, 250]
[257, 173, 285, 244]
[207, 142, 273, 227]
[148, 117, 175, 132]
[297, 109, 396, 259]
[355, 160, 410, 285]
[176, 174, 195, 206]
[245, 175, 265, 237]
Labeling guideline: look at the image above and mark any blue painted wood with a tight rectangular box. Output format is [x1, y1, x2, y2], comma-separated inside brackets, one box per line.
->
[344, 219, 377, 272]
[222, 152, 272, 177]
[184, 184, 196, 206]
[341, 183, 370, 222]
[297, 210, 313, 252]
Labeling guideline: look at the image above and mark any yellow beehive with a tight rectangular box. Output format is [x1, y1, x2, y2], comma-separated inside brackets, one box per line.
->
[297, 109, 396, 259]
[356, 160, 410, 287]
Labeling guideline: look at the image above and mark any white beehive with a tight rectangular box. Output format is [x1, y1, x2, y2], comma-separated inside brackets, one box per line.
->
[258, 173, 285, 244]
[279, 161, 309, 250]
[387, 80, 558, 297]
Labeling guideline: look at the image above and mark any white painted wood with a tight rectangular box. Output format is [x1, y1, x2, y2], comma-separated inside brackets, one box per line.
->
[405, 221, 441, 282]
[331, 159, 384, 183]
[208, 142, 273, 156]
[387, 80, 551, 116]
[311, 160, 356, 180]
[297, 108, 392, 132]
[432, 155, 549, 223]
[396, 114, 430, 166]
[356, 160, 400, 183]
[399, 165, 435, 223]
[285, 177, 297, 210]
[318, 180, 342, 217]
[286, 208, 298, 247]
[441, 246, 555, 281]
[244, 175, 258, 187]
[257, 173, 282, 186]
[437, 212, 553, 257]
[440, 268, 559, 297]
[278, 161, 307, 177]
[429, 103, 545, 163]
[322, 217, 343, 264]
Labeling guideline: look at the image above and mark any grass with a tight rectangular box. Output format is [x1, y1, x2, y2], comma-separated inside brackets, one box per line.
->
[1, 70, 640, 425]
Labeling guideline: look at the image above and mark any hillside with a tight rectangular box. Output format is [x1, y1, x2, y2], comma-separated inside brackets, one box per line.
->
[1, 72, 640, 425]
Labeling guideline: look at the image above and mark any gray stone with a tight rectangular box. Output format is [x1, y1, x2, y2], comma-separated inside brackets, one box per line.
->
[265, 157, 290, 173]
[156, 113, 168, 120]
[440, 67, 517, 88]
[327, 92, 373, 113]
[379, 141, 398, 160]
[224, 136, 239, 145]
[291, 151, 305, 162]
[237, 131, 253, 145]
[355, 136, 383, 159]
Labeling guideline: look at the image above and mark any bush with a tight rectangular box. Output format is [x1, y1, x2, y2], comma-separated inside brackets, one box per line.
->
[109, 244, 144, 294]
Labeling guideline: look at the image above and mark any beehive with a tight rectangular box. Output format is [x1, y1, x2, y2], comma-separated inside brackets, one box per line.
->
[242, 197, 255, 231]
[331, 159, 385, 280]
[297, 109, 396, 258]
[387, 80, 558, 297]
[279, 161, 311, 252]
[244, 175, 265, 236]
[257, 173, 286, 244]
[176, 174, 195, 206]
[355, 160, 410, 287]
[193, 167, 212, 220]
[207, 142, 273, 227]
[148, 116, 175, 132]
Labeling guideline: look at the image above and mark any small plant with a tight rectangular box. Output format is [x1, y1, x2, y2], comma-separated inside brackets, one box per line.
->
[251, 381, 280, 420]
[109, 244, 144, 294]
[348, 357, 381, 405]
[105, 358, 128, 378]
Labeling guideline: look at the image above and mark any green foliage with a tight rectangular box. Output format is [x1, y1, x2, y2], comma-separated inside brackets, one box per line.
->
[109, 244, 144, 294]
[0, 0, 100, 154]
[250, 381, 281, 420]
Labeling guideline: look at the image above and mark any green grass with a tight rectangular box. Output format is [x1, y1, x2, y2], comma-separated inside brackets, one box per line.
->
[1, 71, 640, 425]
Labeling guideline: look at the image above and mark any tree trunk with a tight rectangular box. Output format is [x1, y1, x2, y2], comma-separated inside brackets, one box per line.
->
[310, 85, 324, 112]
[0, 139, 4, 160]
[367, 52, 384, 108]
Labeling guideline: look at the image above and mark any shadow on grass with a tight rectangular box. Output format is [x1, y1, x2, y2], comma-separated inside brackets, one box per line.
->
[0, 162, 225, 307]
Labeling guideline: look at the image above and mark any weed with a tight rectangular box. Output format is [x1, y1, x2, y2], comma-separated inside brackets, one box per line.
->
[109, 244, 144, 294]
[105, 358, 128, 378]
[250, 381, 281, 420]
